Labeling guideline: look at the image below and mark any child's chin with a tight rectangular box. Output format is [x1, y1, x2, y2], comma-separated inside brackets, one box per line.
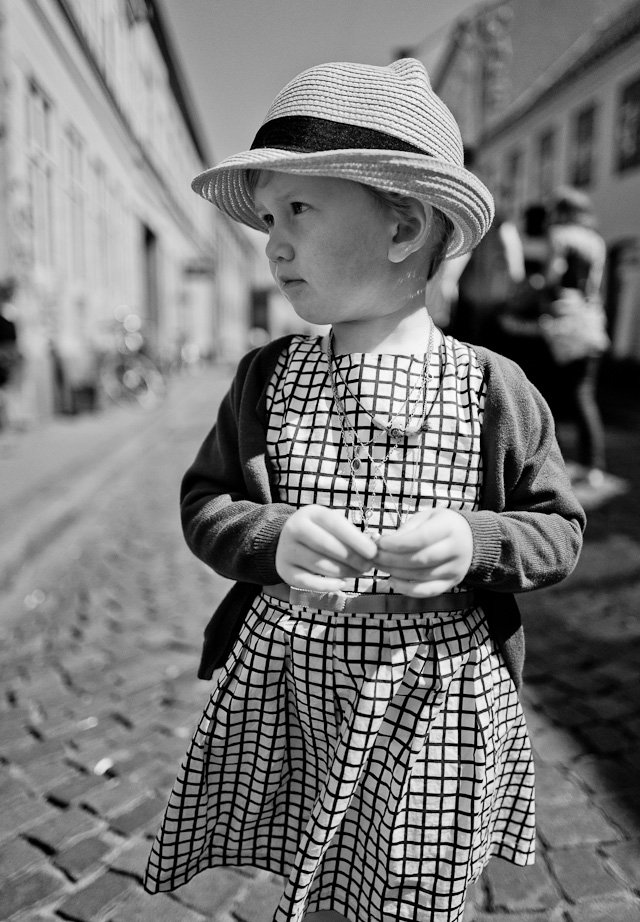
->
[290, 303, 331, 326]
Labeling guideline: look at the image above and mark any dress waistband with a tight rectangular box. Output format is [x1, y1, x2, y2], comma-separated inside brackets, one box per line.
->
[263, 584, 476, 614]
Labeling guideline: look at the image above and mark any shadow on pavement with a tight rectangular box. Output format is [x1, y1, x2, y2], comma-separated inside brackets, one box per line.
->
[520, 374, 640, 840]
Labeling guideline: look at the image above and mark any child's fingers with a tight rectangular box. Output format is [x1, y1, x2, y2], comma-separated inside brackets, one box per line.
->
[378, 556, 457, 583]
[375, 515, 436, 552]
[310, 506, 378, 559]
[295, 516, 375, 572]
[375, 538, 449, 572]
[293, 544, 371, 580]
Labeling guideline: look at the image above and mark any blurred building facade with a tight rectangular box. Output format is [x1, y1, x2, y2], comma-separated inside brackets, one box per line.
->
[425, 0, 640, 362]
[0, 0, 257, 422]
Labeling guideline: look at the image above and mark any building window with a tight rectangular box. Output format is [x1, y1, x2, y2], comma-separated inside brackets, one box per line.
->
[90, 161, 109, 288]
[503, 148, 523, 213]
[537, 128, 556, 198]
[63, 127, 85, 279]
[616, 74, 640, 173]
[26, 81, 54, 268]
[570, 103, 597, 188]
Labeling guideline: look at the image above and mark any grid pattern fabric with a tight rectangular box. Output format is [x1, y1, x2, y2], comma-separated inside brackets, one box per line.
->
[267, 334, 484, 592]
[144, 334, 536, 921]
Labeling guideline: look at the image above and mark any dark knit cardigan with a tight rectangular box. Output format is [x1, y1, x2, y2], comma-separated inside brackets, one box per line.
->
[182, 335, 586, 689]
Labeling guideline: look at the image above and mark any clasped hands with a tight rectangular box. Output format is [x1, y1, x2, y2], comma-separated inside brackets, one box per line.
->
[275, 504, 473, 598]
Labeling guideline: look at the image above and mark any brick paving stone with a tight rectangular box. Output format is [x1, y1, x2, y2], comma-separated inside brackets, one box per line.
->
[556, 669, 617, 697]
[25, 804, 104, 851]
[540, 699, 595, 728]
[605, 839, 640, 888]
[66, 740, 134, 777]
[588, 695, 638, 722]
[579, 722, 632, 755]
[0, 770, 32, 803]
[531, 726, 589, 765]
[565, 897, 640, 922]
[109, 794, 167, 836]
[175, 866, 253, 916]
[1, 867, 67, 918]
[17, 752, 79, 791]
[3, 736, 68, 766]
[0, 712, 32, 747]
[80, 777, 150, 816]
[548, 844, 627, 901]
[570, 755, 638, 792]
[108, 886, 209, 922]
[106, 745, 162, 778]
[108, 837, 151, 879]
[54, 869, 134, 921]
[46, 770, 108, 806]
[595, 792, 640, 838]
[472, 911, 566, 922]
[0, 835, 46, 879]
[0, 793, 58, 842]
[481, 858, 561, 911]
[231, 869, 286, 922]
[62, 715, 133, 748]
[623, 744, 640, 775]
[536, 800, 622, 847]
[53, 834, 113, 881]
[534, 764, 588, 806]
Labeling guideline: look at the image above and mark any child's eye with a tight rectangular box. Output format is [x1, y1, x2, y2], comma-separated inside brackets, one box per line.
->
[291, 202, 308, 215]
[260, 213, 274, 227]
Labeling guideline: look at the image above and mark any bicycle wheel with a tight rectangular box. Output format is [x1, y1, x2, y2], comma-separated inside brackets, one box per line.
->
[100, 353, 166, 409]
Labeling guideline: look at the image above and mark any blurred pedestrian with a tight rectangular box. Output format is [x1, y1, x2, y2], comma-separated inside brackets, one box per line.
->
[144, 60, 585, 922]
[539, 187, 608, 486]
[494, 203, 554, 394]
[449, 151, 526, 349]
[0, 279, 22, 431]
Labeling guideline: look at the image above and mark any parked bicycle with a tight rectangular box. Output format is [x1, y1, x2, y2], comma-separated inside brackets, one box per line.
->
[99, 310, 166, 410]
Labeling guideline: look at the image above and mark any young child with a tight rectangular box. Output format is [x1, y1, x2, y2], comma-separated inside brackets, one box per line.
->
[145, 60, 585, 922]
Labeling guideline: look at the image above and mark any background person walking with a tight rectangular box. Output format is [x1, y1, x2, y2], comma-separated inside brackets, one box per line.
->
[539, 187, 609, 487]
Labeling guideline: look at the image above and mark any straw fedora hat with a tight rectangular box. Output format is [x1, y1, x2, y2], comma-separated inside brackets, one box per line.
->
[192, 59, 494, 258]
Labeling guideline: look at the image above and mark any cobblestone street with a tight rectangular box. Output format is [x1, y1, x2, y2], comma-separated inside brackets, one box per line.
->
[1, 364, 639, 922]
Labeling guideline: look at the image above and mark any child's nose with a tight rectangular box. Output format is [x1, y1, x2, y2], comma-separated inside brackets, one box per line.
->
[265, 228, 294, 263]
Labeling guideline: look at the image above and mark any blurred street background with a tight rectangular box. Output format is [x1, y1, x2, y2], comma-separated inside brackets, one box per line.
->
[1, 1, 640, 920]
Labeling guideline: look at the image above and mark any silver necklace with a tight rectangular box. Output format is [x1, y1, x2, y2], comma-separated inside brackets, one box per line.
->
[326, 324, 441, 532]
[326, 319, 435, 442]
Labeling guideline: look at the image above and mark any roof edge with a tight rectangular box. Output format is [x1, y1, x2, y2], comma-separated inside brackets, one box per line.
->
[479, 0, 640, 144]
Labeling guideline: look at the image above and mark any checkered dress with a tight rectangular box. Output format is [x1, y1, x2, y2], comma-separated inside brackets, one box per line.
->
[145, 333, 536, 922]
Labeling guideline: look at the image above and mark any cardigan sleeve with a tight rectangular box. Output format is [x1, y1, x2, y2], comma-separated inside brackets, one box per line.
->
[457, 350, 586, 593]
[180, 341, 296, 585]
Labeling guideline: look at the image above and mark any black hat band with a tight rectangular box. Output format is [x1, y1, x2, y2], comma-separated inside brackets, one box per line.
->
[251, 115, 429, 157]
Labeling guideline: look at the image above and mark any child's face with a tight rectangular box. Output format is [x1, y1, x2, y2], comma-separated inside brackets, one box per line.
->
[253, 172, 400, 327]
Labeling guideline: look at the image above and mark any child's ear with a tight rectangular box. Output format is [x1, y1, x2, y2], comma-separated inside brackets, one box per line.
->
[388, 200, 432, 263]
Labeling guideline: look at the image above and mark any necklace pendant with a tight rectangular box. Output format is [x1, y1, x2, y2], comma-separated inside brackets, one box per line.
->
[389, 426, 404, 443]
[420, 420, 430, 432]
[351, 457, 362, 473]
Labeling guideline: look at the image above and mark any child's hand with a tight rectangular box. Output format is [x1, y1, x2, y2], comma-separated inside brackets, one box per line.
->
[374, 509, 473, 597]
[275, 505, 378, 590]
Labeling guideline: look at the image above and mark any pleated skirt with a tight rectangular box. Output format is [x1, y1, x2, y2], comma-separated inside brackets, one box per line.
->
[145, 591, 535, 922]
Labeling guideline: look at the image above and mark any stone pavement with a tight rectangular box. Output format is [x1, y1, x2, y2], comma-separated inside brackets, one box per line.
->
[0, 362, 639, 922]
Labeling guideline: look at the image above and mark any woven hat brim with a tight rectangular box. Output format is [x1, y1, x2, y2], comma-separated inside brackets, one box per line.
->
[192, 149, 495, 258]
